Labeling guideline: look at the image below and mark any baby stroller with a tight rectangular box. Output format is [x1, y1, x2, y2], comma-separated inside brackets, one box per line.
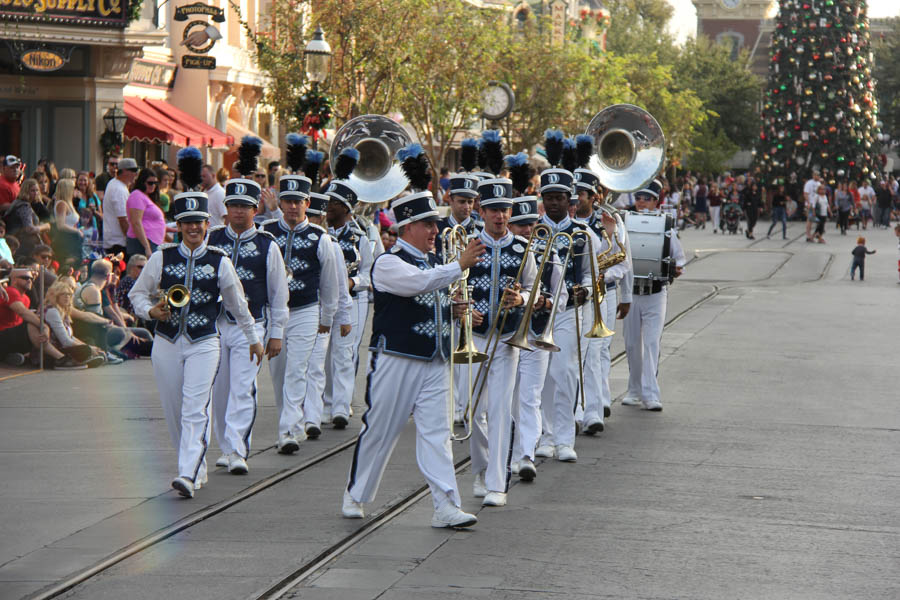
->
[722, 201, 743, 235]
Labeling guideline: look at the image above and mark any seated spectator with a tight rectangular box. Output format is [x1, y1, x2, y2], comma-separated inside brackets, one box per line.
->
[43, 281, 106, 368]
[19, 251, 57, 310]
[0, 268, 84, 369]
[4, 179, 51, 257]
[78, 208, 103, 261]
[0, 220, 13, 268]
[31, 171, 54, 222]
[115, 254, 146, 319]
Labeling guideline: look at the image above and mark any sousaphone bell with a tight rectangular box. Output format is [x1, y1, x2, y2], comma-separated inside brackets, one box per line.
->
[586, 104, 666, 194]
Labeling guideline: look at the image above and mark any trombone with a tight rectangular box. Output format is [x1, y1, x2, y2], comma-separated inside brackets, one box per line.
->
[443, 224, 487, 442]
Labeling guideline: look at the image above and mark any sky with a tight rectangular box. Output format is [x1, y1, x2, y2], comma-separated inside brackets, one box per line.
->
[665, 0, 900, 44]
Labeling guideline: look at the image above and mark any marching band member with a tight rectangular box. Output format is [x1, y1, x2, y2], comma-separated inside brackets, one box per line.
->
[322, 150, 373, 430]
[466, 175, 536, 507]
[533, 130, 602, 463]
[262, 149, 342, 454]
[343, 144, 485, 529]
[208, 137, 288, 475]
[436, 172, 481, 237]
[129, 147, 264, 498]
[505, 153, 567, 482]
[302, 153, 355, 438]
[571, 135, 632, 433]
[622, 179, 685, 411]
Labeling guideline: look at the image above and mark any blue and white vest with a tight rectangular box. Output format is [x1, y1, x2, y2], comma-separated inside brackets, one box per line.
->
[330, 222, 363, 297]
[530, 217, 587, 333]
[262, 218, 325, 310]
[155, 243, 226, 343]
[468, 231, 528, 337]
[207, 225, 275, 323]
[369, 246, 451, 361]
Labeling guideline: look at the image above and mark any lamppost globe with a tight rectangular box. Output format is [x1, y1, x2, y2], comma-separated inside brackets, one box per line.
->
[103, 105, 127, 134]
[304, 26, 332, 84]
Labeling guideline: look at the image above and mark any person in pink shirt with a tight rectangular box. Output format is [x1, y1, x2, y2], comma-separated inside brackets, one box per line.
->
[125, 168, 166, 258]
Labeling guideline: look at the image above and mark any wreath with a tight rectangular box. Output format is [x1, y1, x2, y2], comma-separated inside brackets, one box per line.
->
[99, 130, 124, 158]
[294, 90, 333, 141]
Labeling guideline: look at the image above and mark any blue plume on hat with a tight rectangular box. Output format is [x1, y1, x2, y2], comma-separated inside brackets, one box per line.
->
[237, 135, 263, 177]
[285, 133, 309, 173]
[303, 150, 324, 187]
[544, 129, 564, 167]
[397, 143, 430, 192]
[334, 147, 359, 180]
[177, 146, 203, 191]
[575, 134, 594, 169]
[461, 138, 478, 172]
[481, 129, 504, 175]
[505, 152, 534, 196]
[561, 137, 577, 173]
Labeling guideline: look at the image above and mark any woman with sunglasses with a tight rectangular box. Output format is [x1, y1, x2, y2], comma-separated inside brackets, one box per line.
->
[125, 168, 166, 259]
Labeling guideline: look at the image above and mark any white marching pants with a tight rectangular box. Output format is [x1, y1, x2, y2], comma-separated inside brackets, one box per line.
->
[212, 321, 265, 459]
[346, 352, 461, 511]
[513, 342, 550, 462]
[623, 289, 667, 405]
[582, 287, 617, 425]
[303, 330, 331, 427]
[151, 335, 220, 482]
[270, 305, 318, 437]
[468, 334, 519, 494]
[540, 307, 588, 449]
[322, 297, 360, 420]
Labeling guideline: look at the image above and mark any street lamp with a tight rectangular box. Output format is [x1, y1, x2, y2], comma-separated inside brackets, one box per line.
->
[101, 104, 127, 158]
[303, 26, 332, 150]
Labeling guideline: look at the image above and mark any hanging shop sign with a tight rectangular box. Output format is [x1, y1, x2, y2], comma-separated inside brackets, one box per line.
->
[128, 58, 177, 90]
[182, 55, 215, 70]
[0, 0, 128, 27]
[174, 2, 224, 22]
[21, 49, 66, 72]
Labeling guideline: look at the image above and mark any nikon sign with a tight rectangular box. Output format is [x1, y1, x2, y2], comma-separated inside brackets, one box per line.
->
[0, 0, 129, 27]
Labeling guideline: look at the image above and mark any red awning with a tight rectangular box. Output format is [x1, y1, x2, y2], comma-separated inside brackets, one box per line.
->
[123, 97, 233, 148]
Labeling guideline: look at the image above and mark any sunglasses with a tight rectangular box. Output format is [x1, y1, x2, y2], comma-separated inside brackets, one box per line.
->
[108, 162, 118, 166]
[16, 275, 33, 281]
[254, 174, 267, 179]
[146, 180, 159, 186]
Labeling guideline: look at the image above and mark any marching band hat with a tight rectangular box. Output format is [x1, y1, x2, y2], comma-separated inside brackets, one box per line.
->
[477, 178, 513, 210]
[326, 148, 361, 210]
[635, 178, 663, 200]
[448, 174, 479, 198]
[225, 178, 262, 206]
[324, 180, 359, 209]
[307, 192, 329, 215]
[173, 191, 210, 222]
[539, 168, 574, 194]
[573, 168, 600, 194]
[509, 196, 539, 224]
[391, 191, 440, 227]
[278, 174, 312, 201]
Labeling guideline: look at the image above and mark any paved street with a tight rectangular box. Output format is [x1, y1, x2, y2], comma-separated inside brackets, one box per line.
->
[1, 220, 898, 599]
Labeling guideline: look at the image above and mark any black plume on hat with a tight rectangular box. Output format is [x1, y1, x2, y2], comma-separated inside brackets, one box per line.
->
[304, 150, 324, 188]
[333, 147, 359, 180]
[477, 138, 488, 171]
[575, 134, 594, 169]
[285, 133, 308, 173]
[397, 143, 430, 192]
[505, 153, 534, 196]
[544, 129, 564, 168]
[481, 130, 504, 176]
[461, 138, 478, 173]
[236, 135, 263, 177]
[177, 146, 203, 191]
[561, 137, 577, 173]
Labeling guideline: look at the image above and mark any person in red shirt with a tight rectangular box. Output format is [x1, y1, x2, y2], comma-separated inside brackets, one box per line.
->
[0, 268, 79, 368]
[0, 155, 22, 208]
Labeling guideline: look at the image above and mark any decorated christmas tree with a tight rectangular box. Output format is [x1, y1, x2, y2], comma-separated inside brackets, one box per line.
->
[754, 0, 882, 184]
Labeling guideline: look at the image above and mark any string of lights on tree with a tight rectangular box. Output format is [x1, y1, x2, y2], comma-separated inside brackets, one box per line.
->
[754, 0, 883, 184]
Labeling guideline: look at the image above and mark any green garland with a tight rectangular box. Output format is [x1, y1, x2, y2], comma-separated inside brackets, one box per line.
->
[293, 90, 333, 138]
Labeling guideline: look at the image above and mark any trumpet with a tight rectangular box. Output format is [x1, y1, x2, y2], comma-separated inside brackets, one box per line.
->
[443, 224, 487, 442]
[162, 284, 191, 309]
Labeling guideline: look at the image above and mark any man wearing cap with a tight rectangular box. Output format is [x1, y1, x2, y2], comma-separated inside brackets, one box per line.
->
[302, 190, 355, 438]
[322, 176, 374, 430]
[207, 176, 289, 475]
[534, 161, 602, 463]
[343, 146, 485, 529]
[130, 180, 264, 498]
[102, 157, 139, 256]
[463, 177, 536, 507]
[1, 155, 22, 208]
[621, 180, 685, 412]
[262, 171, 341, 454]
[572, 167, 632, 433]
[437, 174, 481, 237]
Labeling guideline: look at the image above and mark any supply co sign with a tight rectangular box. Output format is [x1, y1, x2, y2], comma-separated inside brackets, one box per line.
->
[0, 0, 129, 27]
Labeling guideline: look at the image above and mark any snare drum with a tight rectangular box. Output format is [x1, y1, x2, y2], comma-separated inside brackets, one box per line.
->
[624, 211, 675, 293]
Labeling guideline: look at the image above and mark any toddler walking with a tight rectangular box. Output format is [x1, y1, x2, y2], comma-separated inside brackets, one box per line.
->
[850, 236, 875, 281]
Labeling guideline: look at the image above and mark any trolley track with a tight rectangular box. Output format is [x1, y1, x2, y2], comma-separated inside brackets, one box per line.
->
[32, 282, 725, 600]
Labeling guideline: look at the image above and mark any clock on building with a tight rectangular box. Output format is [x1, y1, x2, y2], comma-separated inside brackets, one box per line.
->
[481, 81, 514, 121]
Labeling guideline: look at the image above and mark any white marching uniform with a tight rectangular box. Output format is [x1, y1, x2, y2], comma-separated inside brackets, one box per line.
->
[208, 226, 289, 460]
[346, 239, 464, 512]
[622, 226, 685, 407]
[537, 215, 602, 451]
[130, 241, 261, 484]
[304, 234, 354, 429]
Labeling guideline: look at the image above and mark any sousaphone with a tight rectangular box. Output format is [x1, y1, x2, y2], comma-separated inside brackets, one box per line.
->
[330, 114, 412, 204]
[585, 104, 666, 194]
